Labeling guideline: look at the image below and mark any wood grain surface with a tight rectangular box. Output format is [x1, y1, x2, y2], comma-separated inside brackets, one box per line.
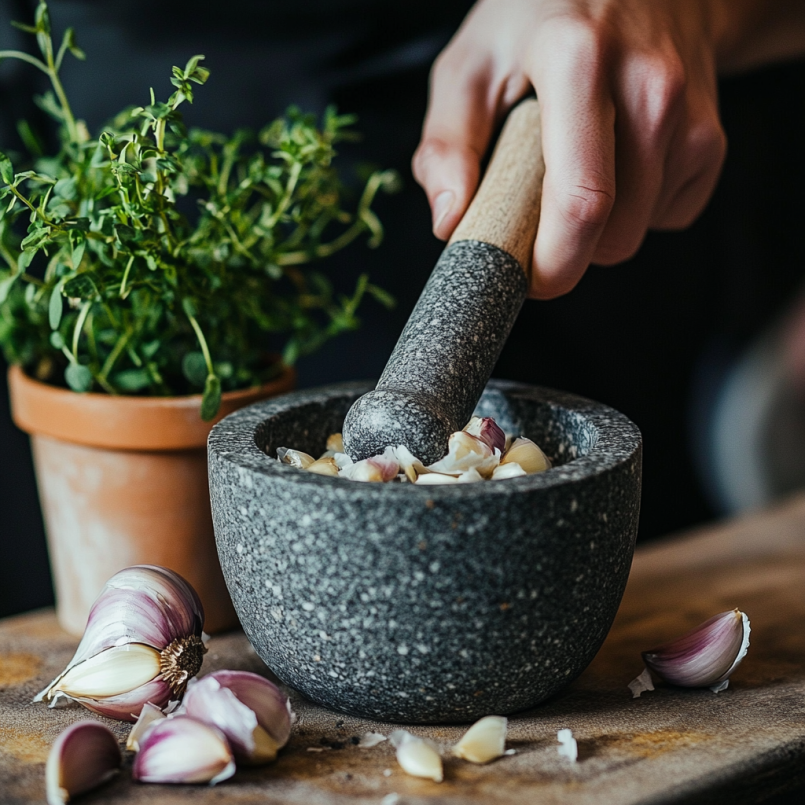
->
[449, 98, 544, 275]
[3, 495, 805, 804]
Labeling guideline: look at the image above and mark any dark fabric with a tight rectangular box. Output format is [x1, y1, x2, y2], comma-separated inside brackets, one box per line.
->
[2, 0, 805, 616]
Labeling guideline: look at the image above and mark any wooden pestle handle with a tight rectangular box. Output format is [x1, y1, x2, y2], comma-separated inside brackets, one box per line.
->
[449, 97, 545, 273]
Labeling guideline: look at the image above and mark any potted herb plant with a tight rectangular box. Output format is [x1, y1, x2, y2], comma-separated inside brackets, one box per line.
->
[0, 2, 396, 634]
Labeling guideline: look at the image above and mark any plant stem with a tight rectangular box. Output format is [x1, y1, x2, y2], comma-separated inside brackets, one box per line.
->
[98, 329, 130, 384]
[186, 310, 214, 375]
[72, 300, 92, 357]
[0, 50, 49, 75]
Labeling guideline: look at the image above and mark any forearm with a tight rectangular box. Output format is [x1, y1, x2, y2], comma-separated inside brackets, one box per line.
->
[712, 0, 805, 74]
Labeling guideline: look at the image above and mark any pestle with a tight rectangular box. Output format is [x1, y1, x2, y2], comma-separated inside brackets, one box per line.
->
[342, 98, 545, 465]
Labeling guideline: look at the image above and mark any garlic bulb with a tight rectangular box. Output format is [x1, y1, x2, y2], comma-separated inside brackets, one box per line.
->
[500, 437, 551, 473]
[636, 609, 751, 693]
[132, 715, 235, 785]
[177, 670, 294, 764]
[35, 565, 206, 721]
[46, 721, 122, 805]
[390, 730, 443, 782]
[463, 416, 506, 453]
[452, 716, 507, 764]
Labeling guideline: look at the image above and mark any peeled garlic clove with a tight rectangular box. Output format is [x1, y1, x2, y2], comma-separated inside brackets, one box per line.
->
[492, 462, 527, 480]
[452, 716, 507, 764]
[46, 720, 122, 805]
[640, 609, 751, 691]
[390, 730, 443, 782]
[35, 565, 206, 721]
[277, 447, 315, 469]
[178, 670, 293, 764]
[306, 456, 339, 477]
[463, 417, 505, 453]
[127, 701, 166, 751]
[500, 437, 551, 473]
[414, 472, 463, 485]
[557, 728, 578, 762]
[133, 715, 235, 785]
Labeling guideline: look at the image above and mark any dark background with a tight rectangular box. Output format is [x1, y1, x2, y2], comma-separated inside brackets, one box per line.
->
[3, 0, 805, 623]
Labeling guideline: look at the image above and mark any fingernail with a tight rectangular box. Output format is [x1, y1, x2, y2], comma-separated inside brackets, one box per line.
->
[433, 191, 454, 234]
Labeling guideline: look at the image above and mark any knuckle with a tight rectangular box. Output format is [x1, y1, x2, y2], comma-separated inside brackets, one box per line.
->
[558, 181, 615, 233]
[541, 14, 608, 79]
[640, 53, 687, 132]
[685, 118, 727, 167]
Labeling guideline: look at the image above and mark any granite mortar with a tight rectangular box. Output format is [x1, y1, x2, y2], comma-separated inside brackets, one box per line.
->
[208, 379, 642, 723]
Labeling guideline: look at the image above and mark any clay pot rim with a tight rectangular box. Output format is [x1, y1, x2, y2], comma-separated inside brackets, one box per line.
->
[8, 361, 296, 452]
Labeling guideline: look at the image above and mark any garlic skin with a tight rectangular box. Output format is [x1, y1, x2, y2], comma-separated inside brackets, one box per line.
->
[343, 447, 400, 482]
[46, 720, 122, 805]
[393, 444, 430, 482]
[277, 447, 315, 469]
[452, 716, 507, 764]
[557, 729, 578, 762]
[133, 715, 235, 785]
[127, 702, 167, 752]
[35, 565, 206, 721]
[428, 431, 498, 477]
[390, 730, 443, 782]
[500, 437, 551, 473]
[640, 609, 751, 691]
[463, 416, 506, 453]
[177, 671, 293, 764]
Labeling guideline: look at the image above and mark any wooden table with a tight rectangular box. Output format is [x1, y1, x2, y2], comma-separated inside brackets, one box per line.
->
[3, 495, 805, 804]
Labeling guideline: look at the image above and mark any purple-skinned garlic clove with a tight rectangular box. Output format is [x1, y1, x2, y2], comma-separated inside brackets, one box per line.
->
[634, 609, 751, 694]
[132, 715, 235, 785]
[463, 417, 506, 454]
[177, 670, 294, 764]
[127, 701, 167, 751]
[46, 720, 122, 805]
[35, 565, 206, 721]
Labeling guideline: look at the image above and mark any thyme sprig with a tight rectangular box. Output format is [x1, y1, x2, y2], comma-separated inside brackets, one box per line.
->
[0, 1, 397, 418]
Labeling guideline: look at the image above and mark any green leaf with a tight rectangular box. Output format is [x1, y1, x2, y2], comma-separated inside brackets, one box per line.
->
[182, 351, 208, 386]
[18, 250, 35, 271]
[71, 238, 86, 270]
[63, 27, 86, 61]
[0, 151, 14, 185]
[21, 227, 51, 252]
[113, 368, 152, 392]
[63, 273, 98, 300]
[201, 374, 222, 421]
[49, 331, 65, 349]
[54, 177, 78, 201]
[0, 276, 17, 305]
[49, 281, 64, 329]
[65, 363, 93, 392]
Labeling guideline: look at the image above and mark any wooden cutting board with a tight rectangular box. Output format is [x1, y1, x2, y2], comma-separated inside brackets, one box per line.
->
[3, 494, 805, 804]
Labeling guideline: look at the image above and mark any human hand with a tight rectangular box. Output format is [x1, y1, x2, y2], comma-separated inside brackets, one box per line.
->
[413, 0, 735, 299]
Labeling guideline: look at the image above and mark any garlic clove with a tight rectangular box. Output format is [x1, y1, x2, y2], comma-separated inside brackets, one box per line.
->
[452, 715, 507, 764]
[306, 456, 339, 477]
[428, 431, 494, 475]
[390, 730, 443, 782]
[127, 702, 166, 752]
[557, 729, 578, 762]
[326, 433, 344, 454]
[358, 731, 387, 748]
[177, 671, 293, 764]
[277, 447, 315, 469]
[132, 715, 236, 785]
[639, 609, 751, 691]
[333, 452, 354, 471]
[491, 462, 527, 480]
[500, 437, 551, 473]
[393, 444, 431, 483]
[53, 644, 162, 699]
[46, 720, 122, 805]
[414, 472, 462, 485]
[463, 417, 506, 453]
[35, 565, 206, 721]
[342, 451, 400, 482]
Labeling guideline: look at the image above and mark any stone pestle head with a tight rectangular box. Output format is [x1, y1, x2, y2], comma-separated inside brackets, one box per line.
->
[342, 99, 545, 465]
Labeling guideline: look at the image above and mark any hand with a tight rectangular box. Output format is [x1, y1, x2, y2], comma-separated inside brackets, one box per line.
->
[413, 0, 766, 299]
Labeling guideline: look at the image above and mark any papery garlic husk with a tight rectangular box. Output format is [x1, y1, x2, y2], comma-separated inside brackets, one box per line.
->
[500, 437, 551, 473]
[35, 565, 206, 721]
[177, 670, 294, 764]
[390, 730, 443, 782]
[306, 456, 339, 477]
[277, 447, 315, 469]
[133, 715, 235, 785]
[491, 462, 527, 480]
[393, 444, 431, 483]
[428, 431, 498, 477]
[452, 716, 507, 764]
[127, 701, 167, 751]
[342, 447, 400, 482]
[557, 728, 578, 762]
[463, 417, 506, 454]
[46, 721, 122, 805]
[640, 609, 751, 691]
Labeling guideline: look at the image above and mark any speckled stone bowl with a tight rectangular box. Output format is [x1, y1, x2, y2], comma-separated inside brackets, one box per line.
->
[208, 380, 641, 723]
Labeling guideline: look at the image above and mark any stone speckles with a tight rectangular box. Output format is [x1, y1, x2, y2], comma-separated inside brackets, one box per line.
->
[208, 380, 642, 723]
[343, 241, 528, 464]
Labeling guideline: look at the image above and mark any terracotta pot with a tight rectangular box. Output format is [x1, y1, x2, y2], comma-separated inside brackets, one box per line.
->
[7, 363, 295, 636]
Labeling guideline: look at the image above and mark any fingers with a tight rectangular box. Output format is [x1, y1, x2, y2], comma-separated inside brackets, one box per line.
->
[413, 38, 531, 240]
[527, 18, 616, 299]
